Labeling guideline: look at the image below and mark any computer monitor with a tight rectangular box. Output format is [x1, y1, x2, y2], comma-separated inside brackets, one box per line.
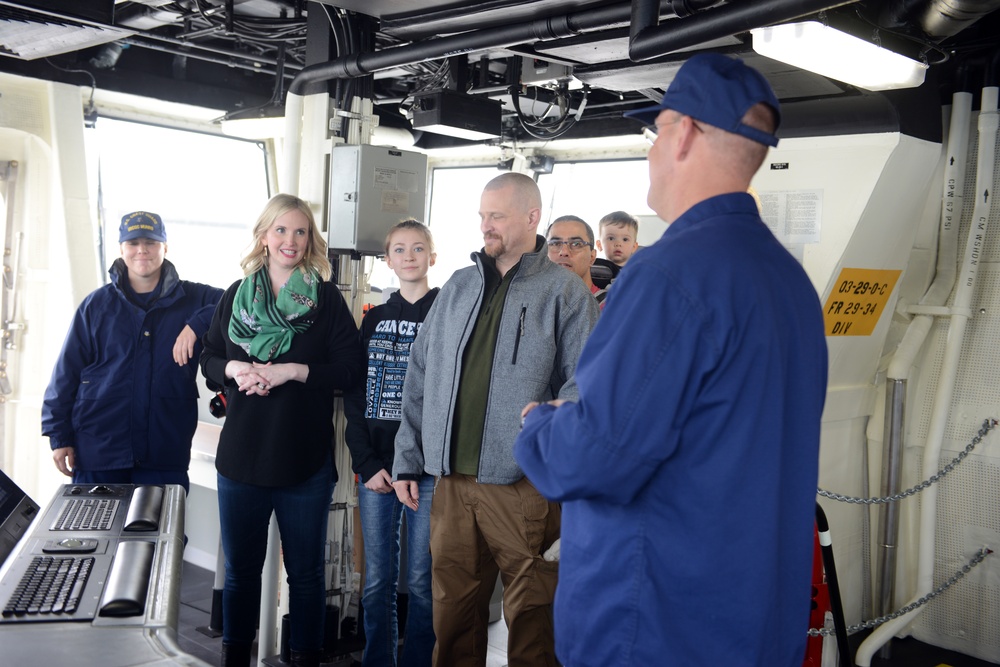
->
[0, 469, 40, 567]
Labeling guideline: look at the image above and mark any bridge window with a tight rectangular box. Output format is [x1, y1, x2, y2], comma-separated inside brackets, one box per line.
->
[85, 118, 269, 291]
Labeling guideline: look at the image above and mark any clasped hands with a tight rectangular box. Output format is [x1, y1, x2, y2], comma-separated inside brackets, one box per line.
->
[227, 360, 292, 397]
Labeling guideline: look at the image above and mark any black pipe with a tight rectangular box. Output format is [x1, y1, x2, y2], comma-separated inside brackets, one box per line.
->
[289, 2, 644, 95]
[954, 60, 977, 95]
[878, 0, 929, 31]
[628, 0, 860, 62]
[989, 48, 1000, 87]
[287, 0, 858, 96]
[136, 31, 302, 70]
[815, 504, 851, 667]
[122, 37, 293, 78]
[632, 0, 661, 37]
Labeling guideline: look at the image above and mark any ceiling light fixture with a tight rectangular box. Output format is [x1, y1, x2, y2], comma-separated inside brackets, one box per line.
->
[751, 21, 927, 92]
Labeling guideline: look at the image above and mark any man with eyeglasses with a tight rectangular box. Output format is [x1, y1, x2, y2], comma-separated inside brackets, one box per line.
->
[515, 54, 828, 667]
[546, 215, 606, 303]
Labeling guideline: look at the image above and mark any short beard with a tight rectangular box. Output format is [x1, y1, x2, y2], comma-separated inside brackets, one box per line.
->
[484, 235, 505, 259]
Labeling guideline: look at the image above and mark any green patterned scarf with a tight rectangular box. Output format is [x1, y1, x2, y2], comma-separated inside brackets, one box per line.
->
[228, 265, 320, 360]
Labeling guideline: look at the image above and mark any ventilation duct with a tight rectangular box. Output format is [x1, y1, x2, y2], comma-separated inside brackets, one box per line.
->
[0, 2, 130, 60]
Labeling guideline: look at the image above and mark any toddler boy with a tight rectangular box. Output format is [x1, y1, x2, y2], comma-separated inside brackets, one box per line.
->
[597, 211, 639, 267]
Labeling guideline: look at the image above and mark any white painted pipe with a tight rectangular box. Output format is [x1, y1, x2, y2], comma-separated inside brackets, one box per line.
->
[258, 513, 282, 666]
[856, 85, 998, 666]
[922, 92, 974, 307]
[886, 90, 972, 381]
[869, 88, 972, 662]
[300, 92, 331, 207]
[372, 124, 417, 148]
[282, 92, 304, 196]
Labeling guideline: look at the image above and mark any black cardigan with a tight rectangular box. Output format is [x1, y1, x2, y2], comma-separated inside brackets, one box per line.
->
[200, 279, 365, 487]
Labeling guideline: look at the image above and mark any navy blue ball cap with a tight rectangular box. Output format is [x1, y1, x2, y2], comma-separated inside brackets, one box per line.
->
[119, 211, 167, 243]
[624, 53, 781, 147]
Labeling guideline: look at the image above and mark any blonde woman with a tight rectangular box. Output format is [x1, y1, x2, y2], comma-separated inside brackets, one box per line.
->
[200, 194, 365, 667]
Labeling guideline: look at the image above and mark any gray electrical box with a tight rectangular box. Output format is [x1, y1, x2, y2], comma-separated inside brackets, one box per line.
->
[328, 144, 428, 255]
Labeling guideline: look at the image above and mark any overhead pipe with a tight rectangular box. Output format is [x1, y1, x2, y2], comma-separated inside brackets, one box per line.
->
[870, 65, 974, 660]
[136, 31, 303, 70]
[856, 55, 999, 666]
[122, 37, 293, 77]
[283, 1, 675, 192]
[281, 0, 856, 191]
[878, 0, 1000, 40]
[287, 0, 858, 91]
[283, 2, 634, 192]
[917, 0, 1000, 38]
[288, 3, 640, 96]
[628, 0, 859, 62]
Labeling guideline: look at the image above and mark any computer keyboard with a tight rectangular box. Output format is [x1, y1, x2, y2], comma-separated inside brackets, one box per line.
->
[50, 498, 119, 531]
[2, 555, 94, 617]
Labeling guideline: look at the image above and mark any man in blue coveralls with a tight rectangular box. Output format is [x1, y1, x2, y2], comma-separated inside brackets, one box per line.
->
[515, 54, 828, 667]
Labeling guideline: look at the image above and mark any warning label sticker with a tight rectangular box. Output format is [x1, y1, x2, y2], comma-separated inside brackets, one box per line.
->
[823, 268, 902, 336]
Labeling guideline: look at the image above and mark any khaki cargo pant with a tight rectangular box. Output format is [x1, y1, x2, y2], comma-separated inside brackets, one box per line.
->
[429, 474, 561, 667]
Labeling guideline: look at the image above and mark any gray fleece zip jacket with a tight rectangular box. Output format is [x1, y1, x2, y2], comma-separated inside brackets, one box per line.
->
[392, 236, 600, 485]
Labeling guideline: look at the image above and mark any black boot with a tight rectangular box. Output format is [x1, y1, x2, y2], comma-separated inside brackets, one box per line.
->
[289, 649, 321, 667]
[220, 641, 252, 667]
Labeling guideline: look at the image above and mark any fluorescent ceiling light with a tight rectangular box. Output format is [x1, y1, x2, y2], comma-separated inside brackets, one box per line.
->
[751, 21, 927, 91]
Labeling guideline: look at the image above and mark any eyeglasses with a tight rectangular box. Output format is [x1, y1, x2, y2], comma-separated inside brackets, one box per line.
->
[641, 116, 705, 144]
[547, 239, 593, 251]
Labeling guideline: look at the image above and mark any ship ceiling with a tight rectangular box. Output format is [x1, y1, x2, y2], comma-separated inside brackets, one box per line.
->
[1, 0, 998, 148]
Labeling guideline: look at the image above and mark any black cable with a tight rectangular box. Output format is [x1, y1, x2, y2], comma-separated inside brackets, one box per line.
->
[509, 65, 588, 140]
[188, 0, 306, 49]
[509, 57, 578, 140]
[512, 89, 581, 140]
[337, 10, 356, 136]
[214, 46, 287, 123]
[849, 6, 950, 67]
[44, 58, 97, 115]
[321, 4, 342, 57]
[273, 43, 286, 104]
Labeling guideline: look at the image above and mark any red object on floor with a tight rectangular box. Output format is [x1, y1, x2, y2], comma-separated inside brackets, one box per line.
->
[803, 526, 830, 667]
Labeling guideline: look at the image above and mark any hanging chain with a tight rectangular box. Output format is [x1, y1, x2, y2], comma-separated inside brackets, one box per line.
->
[807, 547, 994, 637]
[817, 418, 998, 505]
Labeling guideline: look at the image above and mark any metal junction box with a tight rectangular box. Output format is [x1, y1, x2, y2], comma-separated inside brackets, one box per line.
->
[328, 144, 428, 255]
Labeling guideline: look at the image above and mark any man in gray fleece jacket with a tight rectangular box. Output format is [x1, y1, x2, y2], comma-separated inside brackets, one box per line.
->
[392, 172, 599, 667]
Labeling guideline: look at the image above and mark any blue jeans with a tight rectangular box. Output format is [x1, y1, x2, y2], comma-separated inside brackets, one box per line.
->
[358, 474, 435, 667]
[217, 457, 334, 652]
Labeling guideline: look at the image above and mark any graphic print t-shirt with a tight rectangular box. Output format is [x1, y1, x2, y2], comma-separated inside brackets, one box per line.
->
[365, 315, 424, 421]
